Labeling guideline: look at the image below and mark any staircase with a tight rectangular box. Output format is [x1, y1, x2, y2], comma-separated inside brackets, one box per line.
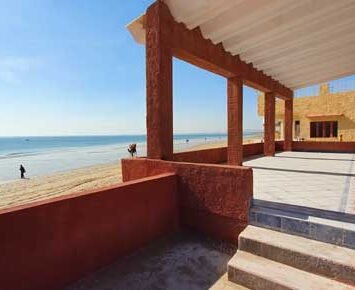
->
[250, 199, 355, 250]
[226, 202, 355, 289]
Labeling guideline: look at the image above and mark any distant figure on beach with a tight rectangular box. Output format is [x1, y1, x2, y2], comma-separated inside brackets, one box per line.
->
[186, 139, 189, 143]
[19, 165, 26, 179]
[128, 144, 137, 157]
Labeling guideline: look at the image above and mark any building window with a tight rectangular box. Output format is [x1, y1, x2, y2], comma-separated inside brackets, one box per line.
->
[295, 120, 300, 138]
[310, 121, 338, 138]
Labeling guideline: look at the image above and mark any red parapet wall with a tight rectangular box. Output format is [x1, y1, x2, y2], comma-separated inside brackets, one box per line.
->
[122, 158, 253, 243]
[292, 141, 355, 153]
[244, 142, 286, 156]
[0, 173, 178, 290]
[275, 140, 285, 152]
[243, 142, 264, 157]
[172, 143, 267, 164]
[173, 147, 227, 163]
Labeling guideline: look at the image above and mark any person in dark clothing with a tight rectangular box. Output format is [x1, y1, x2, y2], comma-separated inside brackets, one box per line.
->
[128, 144, 137, 157]
[19, 165, 26, 179]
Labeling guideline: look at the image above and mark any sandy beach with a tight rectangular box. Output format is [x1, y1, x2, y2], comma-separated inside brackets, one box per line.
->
[184, 136, 262, 151]
[0, 162, 122, 210]
[0, 137, 262, 211]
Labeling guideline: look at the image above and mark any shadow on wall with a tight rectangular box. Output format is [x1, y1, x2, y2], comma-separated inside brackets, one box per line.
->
[121, 157, 253, 243]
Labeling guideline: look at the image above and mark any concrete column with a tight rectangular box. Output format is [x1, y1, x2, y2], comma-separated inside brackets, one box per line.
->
[146, 3, 173, 160]
[264, 92, 275, 156]
[227, 77, 243, 165]
[284, 98, 293, 151]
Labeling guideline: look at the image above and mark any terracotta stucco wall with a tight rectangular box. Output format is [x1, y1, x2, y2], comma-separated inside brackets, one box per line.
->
[243, 142, 264, 157]
[173, 147, 227, 163]
[122, 158, 253, 243]
[258, 84, 355, 141]
[0, 174, 178, 290]
[172, 143, 268, 164]
[292, 141, 355, 153]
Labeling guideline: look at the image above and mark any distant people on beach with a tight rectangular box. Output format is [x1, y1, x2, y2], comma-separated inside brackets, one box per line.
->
[186, 139, 189, 143]
[128, 143, 137, 157]
[19, 165, 26, 179]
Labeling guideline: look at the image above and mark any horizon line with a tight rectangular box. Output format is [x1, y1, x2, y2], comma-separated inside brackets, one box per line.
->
[0, 130, 263, 138]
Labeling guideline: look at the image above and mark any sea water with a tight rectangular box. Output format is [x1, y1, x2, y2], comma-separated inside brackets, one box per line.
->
[0, 132, 261, 182]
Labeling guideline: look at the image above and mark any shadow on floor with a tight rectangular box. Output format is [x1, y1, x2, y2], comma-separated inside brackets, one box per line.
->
[251, 166, 355, 177]
[274, 156, 354, 162]
[63, 231, 237, 290]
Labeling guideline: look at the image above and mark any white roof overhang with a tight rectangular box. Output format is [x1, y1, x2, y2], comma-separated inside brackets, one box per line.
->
[127, 0, 355, 90]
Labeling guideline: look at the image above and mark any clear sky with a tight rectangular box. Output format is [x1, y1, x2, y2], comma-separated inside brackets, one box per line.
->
[0, 0, 264, 136]
[0, 1, 353, 137]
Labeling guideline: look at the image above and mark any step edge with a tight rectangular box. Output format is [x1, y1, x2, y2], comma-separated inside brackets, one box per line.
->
[240, 225, 355, 260]
[228, 251, 353, 290]
[238, 234, 355, 285]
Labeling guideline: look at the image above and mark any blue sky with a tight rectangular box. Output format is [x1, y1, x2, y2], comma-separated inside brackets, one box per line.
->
[0, 1, 353, 137]
[0, 0, 263, 136]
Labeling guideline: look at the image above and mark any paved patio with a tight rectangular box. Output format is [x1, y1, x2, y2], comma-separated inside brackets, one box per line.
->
[63, 233, 242, 290]
[244, 151, 355, 214]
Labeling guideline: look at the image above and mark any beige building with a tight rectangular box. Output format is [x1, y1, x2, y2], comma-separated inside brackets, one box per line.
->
[258, 83, 355, 141]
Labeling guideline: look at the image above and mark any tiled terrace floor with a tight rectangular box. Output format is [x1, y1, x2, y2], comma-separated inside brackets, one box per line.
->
[244, 151, 355, 214]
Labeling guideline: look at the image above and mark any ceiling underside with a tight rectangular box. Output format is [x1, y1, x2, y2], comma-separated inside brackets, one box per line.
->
[128, 0, 355, 90]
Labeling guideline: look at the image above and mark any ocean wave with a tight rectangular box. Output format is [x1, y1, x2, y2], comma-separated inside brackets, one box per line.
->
[0, 136, 229, 161]
[0, 152, 41, 160]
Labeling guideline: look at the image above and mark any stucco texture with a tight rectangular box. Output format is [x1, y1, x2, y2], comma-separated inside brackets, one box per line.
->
[122, 158, 253, 243]
[258, 84, 355, 141]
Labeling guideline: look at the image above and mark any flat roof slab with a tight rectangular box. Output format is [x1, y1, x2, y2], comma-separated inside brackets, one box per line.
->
[244, 151, 355, 214]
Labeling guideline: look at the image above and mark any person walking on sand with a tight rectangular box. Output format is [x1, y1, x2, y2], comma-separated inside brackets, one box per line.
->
[19, 164, 26, 179]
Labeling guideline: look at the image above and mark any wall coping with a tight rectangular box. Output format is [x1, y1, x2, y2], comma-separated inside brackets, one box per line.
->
[126, 157, 253, 171]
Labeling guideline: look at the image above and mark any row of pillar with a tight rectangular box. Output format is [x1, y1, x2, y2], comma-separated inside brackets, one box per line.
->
[227, 78, 293, 165]
[145, 2, 293, 163]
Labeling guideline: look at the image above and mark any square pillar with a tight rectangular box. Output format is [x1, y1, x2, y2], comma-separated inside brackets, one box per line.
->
[284, 98, 293, 151]
[227, 77, 243, 165]
[264, 92, 275, 156]
[146, 3, 173, 160]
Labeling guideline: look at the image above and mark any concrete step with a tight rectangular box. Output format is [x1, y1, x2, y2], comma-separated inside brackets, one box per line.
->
[239, 225, 355, 285]
[228, 251, 354, 290]
[210, 273, 250, 290]
[250, 203, 355, 249]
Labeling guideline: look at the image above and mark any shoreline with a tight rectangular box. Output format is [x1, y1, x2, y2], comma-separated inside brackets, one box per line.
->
[0, 137, 261, 211]
[0, 135, 229, 182]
